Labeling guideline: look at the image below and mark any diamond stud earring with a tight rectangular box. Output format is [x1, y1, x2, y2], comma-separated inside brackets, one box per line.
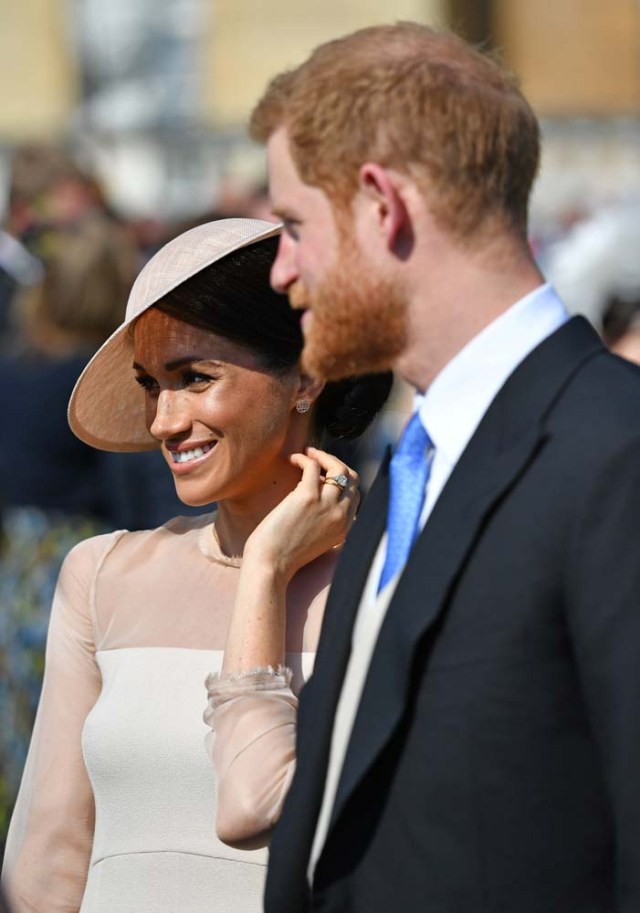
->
[296, 400, 311, 414]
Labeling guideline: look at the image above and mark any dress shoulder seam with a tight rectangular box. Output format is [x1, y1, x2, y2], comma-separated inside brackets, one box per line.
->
[89, 529, 129, 636]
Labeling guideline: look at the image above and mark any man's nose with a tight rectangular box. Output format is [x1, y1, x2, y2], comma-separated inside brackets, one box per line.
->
[270, 234, 298, 293]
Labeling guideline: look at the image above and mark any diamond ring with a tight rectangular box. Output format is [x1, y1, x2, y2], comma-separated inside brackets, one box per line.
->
[323, 473, 349, 492]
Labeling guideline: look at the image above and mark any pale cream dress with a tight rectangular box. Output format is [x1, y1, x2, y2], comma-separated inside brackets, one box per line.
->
[2, 513, 333, 913]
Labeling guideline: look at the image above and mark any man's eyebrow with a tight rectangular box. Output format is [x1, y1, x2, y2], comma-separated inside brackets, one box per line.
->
[270, 205, 296, 220]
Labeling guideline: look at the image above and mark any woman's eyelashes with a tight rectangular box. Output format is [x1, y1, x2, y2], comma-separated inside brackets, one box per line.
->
[181, 368, 217, 387]
[134, 373, 159, 394]
[134, 367, 218, 394]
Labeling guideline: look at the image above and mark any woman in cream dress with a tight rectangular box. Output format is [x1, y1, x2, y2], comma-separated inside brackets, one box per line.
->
[2, 218, 391, 913]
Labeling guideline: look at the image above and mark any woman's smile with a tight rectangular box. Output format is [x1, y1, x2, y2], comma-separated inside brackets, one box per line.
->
[168, 440, 218, 470]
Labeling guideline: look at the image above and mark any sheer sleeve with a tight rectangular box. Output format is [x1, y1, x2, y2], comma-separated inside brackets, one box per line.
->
[2, 532, 120, 913]
[204, 579, 329, 850]
[204, 665, 298, 849]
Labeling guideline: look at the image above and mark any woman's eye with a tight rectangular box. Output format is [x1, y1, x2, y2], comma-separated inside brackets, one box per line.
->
[183, 370, 213, 387]
[134, 374, 159, 394]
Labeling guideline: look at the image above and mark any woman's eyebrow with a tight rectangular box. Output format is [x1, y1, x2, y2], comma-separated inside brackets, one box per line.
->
[132, 356, 224, 372]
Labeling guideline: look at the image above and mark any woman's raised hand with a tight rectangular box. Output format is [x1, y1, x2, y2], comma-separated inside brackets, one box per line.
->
[244, 447, 359, 583]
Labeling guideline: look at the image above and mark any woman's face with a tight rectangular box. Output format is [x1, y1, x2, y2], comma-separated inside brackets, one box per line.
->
[133, 308, 303, 506]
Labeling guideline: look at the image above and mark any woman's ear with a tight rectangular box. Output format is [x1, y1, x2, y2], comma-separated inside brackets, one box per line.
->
[295, 373, 325, 410]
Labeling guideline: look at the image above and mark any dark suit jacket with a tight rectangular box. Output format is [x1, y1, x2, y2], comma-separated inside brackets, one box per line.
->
[265, 317, 640, 913]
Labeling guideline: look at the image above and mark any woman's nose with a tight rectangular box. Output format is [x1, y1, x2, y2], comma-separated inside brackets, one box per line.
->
[148, 389, 191, 441]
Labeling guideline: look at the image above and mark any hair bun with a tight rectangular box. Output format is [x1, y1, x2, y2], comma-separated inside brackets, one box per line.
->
[316, 372, 393, 440]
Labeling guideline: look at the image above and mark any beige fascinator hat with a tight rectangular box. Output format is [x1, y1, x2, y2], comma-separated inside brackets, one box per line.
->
[68, 217, 282, 452]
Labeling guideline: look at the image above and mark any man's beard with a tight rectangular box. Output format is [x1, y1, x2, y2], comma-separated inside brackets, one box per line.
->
[289, 243, 408, 381]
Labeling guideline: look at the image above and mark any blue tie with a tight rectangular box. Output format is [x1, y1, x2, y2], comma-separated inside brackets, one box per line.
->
[378, 411, 432, 593]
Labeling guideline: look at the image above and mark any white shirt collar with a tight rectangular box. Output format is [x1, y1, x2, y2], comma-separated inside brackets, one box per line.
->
[415, 283, 569, 468]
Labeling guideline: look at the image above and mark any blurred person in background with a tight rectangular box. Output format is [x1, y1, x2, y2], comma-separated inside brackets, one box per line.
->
[4, 144, 111, 253]
[0, 234, 42, 349]
[0, 215, 135, 846]
[547, 203, 640, 365]
[0, 143, 117, 351]
[1, 218, 391, 913]
[601, 294, 640, 363]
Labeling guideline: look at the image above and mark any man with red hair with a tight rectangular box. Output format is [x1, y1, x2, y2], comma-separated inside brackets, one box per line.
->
[251, 22, 640, 913]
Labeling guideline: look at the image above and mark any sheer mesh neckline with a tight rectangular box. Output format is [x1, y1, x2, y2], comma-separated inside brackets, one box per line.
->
[197, 513, 242, 568]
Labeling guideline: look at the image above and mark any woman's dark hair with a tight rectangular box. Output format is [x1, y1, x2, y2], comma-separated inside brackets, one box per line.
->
[601, 294, 640, 347]
[156, 235, 392, 440]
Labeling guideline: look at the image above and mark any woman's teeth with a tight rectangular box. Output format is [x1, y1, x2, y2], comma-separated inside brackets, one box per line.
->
[171, 443, 214, 464]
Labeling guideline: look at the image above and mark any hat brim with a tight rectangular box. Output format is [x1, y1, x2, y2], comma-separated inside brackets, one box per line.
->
[68, 320, 155, 451]
[68, 218, 282, 452]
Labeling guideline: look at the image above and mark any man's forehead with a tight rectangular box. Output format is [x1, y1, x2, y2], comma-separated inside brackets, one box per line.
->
[266, 129, 335, 218]
[266, 129, 298, 193]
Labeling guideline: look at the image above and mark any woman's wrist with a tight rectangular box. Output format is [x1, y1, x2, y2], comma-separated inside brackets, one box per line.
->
[241, 539, 297, 587]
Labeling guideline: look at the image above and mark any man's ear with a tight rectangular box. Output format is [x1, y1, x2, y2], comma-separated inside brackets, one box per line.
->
[358, 163, 414, 259]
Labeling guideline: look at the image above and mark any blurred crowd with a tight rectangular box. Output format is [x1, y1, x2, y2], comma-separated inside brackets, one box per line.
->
[543, 203, 640, 363]
[1, 141, 639, 853]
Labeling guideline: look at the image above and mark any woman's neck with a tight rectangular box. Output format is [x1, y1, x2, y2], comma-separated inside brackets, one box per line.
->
[212, 457, 304, 558]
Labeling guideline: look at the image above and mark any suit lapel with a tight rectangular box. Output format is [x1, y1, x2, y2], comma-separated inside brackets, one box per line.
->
[289, 453, 391, 803]
[313, 452, 390, 677]
[327, 316, 605, 833]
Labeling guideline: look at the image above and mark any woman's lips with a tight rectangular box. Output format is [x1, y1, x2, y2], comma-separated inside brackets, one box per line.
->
[168, 441, 217, 473]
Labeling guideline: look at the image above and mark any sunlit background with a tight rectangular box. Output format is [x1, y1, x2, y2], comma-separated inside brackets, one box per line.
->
[1, 0, 639, 231]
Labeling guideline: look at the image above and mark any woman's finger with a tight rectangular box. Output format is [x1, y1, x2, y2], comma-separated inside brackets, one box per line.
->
[305, 447, 359, 491]
[289, 451, 323, 494]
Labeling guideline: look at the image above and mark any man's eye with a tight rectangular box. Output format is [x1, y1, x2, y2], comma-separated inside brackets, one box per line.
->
[283, 219, 300, 240]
